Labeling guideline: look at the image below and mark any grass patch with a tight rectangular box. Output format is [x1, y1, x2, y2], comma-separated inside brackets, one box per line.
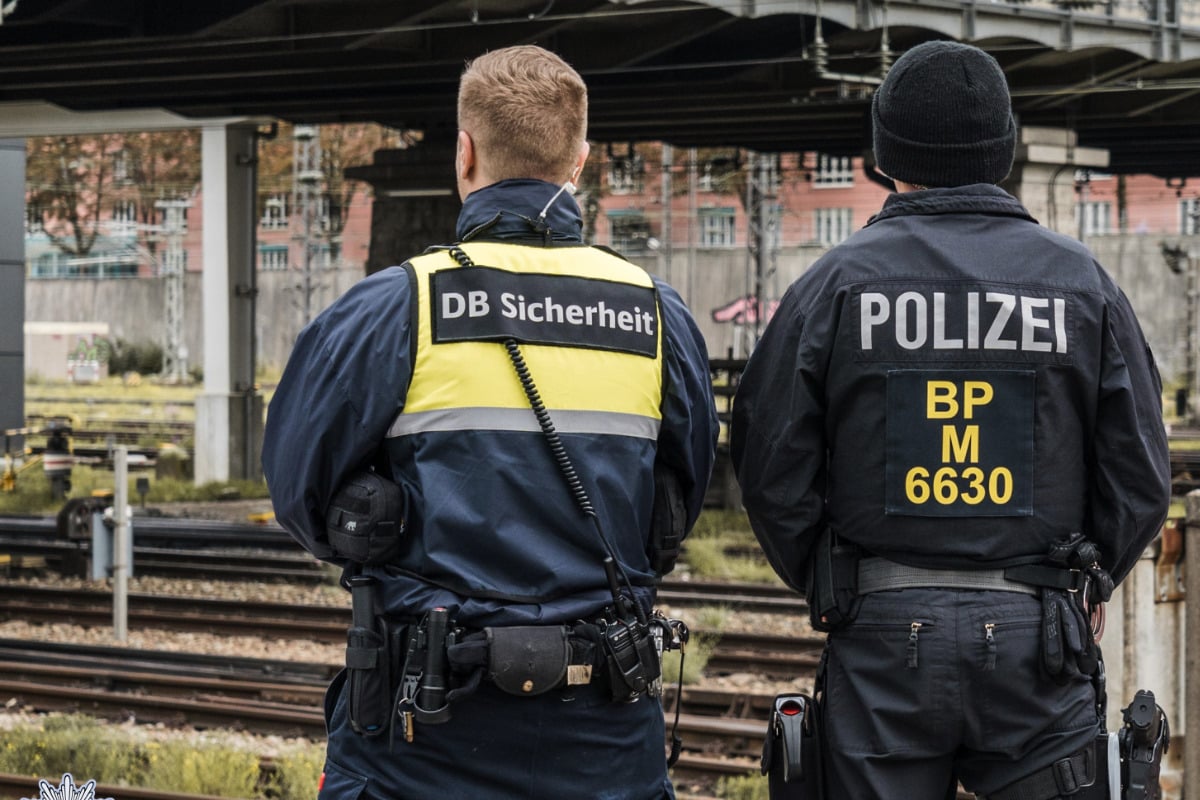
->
[0, 715, 323, 800]
[23, 375, 279, 424]
[682, 536, 778, 584]
[681, 509, 777, 583]
[270, 745, 325, 800]
[141, 740, 260, 798]
[716, 773, 768, 800]
[661, 606, 728, 685]
[0, 465, 269, 515]
[690, 508, 754, 539]
[661, 631, 717, 685]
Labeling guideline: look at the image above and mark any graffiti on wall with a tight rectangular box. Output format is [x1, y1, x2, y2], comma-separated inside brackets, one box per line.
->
[710, 295, 780, 326]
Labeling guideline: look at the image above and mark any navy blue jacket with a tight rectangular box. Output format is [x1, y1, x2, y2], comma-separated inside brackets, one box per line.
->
[263, 180, 718, 627]
[731, 184, 1170, 588]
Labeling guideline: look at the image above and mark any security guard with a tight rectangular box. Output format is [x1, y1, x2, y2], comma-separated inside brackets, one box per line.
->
[730, 41, 1170, 799]
[262, 46, 718, 800]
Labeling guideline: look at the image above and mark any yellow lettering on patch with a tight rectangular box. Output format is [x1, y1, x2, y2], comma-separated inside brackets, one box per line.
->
[926, 381, 958, 419]
[941, 425, 979, 463]
[963, 381, 993, 419]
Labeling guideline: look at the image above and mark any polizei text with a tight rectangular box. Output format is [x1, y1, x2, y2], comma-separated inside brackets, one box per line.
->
[860, 290, 1068, 354]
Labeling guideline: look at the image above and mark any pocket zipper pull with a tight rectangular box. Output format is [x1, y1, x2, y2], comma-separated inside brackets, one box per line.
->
[984, 623, 996, 671]
[907, 622, 922, 668]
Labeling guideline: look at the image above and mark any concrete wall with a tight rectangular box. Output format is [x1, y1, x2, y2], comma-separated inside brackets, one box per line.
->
[0, 140, 24, 436]
[22, 233, 1200, 383]
[630, 233, 1199, 376]
[1093, 234, 1199, 392]
[24, 267, 363, 377]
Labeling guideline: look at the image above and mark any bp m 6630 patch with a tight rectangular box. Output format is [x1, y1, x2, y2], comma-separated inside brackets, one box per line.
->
[885, 369, 1034, 517]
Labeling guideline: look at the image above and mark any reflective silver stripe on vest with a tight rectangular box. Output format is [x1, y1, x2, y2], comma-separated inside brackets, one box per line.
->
[386, 407, 661, 440]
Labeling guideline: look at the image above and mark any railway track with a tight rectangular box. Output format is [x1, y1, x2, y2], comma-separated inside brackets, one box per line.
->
[0, 515, 807, 610]
[0, 585, 819, 677]
[0, 639, 778, 783]
[0, 638, 971, 794]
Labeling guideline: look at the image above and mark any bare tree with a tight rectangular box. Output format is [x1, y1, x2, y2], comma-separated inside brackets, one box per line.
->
[26, 131, 202, 263]
[26, 134, 121, 257]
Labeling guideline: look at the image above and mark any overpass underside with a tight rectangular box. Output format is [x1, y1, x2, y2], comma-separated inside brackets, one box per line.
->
[0, 0, 1196, 175]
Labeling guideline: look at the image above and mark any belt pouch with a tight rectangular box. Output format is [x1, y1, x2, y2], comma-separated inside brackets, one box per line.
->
[346, 622, 391, 736]
[806, 530, 860, 633]
[761, 693, 824, 799]
[485, 625, 570, 696]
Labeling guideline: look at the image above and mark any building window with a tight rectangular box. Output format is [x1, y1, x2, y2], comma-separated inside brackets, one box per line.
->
[298, 242, 335, 269]
[25, 203, 45, 234]
[608, 154, 644, 196]
[814, 154, 854, 187]
[315, 243, 334, 268]
[697, 150, 741, 193]
[110, 199, 137, 237]
[260, 194, 289, 230]
[113, 149, 131, 184]
[259, 245, 288, 271]
[157, 202, 190, 231]
[1078, 201, 1112, 236]
[1182, 198, 1199, 235]
[30, 252, 137, 279]
[112, 199, 136, 222]
[699, 207, 736, 247]
[316, 194, 334, 231]
[814, 207, 853, 245]
[755, 154, 782, 195]
[608, 211, 652, 254]
[30, 252, 59, 278]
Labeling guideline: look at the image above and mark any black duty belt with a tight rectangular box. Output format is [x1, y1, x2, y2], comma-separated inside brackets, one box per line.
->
[857, 557, 1041, 597]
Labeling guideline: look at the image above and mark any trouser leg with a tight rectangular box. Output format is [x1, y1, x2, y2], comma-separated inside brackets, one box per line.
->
[822, 592, 957, 799]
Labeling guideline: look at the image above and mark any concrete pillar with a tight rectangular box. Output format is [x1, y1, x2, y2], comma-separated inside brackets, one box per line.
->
[1184, 492, 1200, 800]
[195, 123, 262, 483]
[1000, 126, 1108, 238]
[344, 140, 460, 275]
[1101, 543, 1186, 798]
[0, 139, 24, 442]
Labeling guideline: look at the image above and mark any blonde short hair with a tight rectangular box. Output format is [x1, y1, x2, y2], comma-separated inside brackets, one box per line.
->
[458, 45, 588, 184]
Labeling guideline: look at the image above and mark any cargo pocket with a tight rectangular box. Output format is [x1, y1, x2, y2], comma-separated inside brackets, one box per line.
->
[317, 760, 370, 800]
[976, 614, 1096, 747]
[826, 617, 939, 755]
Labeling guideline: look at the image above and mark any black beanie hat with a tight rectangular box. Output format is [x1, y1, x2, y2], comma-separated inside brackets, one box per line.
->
[872, 40, 1016, 188]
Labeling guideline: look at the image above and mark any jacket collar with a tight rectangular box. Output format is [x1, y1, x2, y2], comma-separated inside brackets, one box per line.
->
[866, 183, 1038, 227]
[456, 179, 584, 243]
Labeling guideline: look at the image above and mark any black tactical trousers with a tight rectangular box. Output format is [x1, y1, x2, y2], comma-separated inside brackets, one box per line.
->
[318, 668, 674, 800]
[823, 588, 1099, 799]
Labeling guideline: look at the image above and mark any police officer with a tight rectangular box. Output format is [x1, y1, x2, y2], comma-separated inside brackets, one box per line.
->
[731, 41, 1170, 799]
[262, 45, 718, 800]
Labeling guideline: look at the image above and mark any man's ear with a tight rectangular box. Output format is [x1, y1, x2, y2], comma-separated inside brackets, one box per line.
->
[457, 130, 475, 183]
[572, 142, 590, 182]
